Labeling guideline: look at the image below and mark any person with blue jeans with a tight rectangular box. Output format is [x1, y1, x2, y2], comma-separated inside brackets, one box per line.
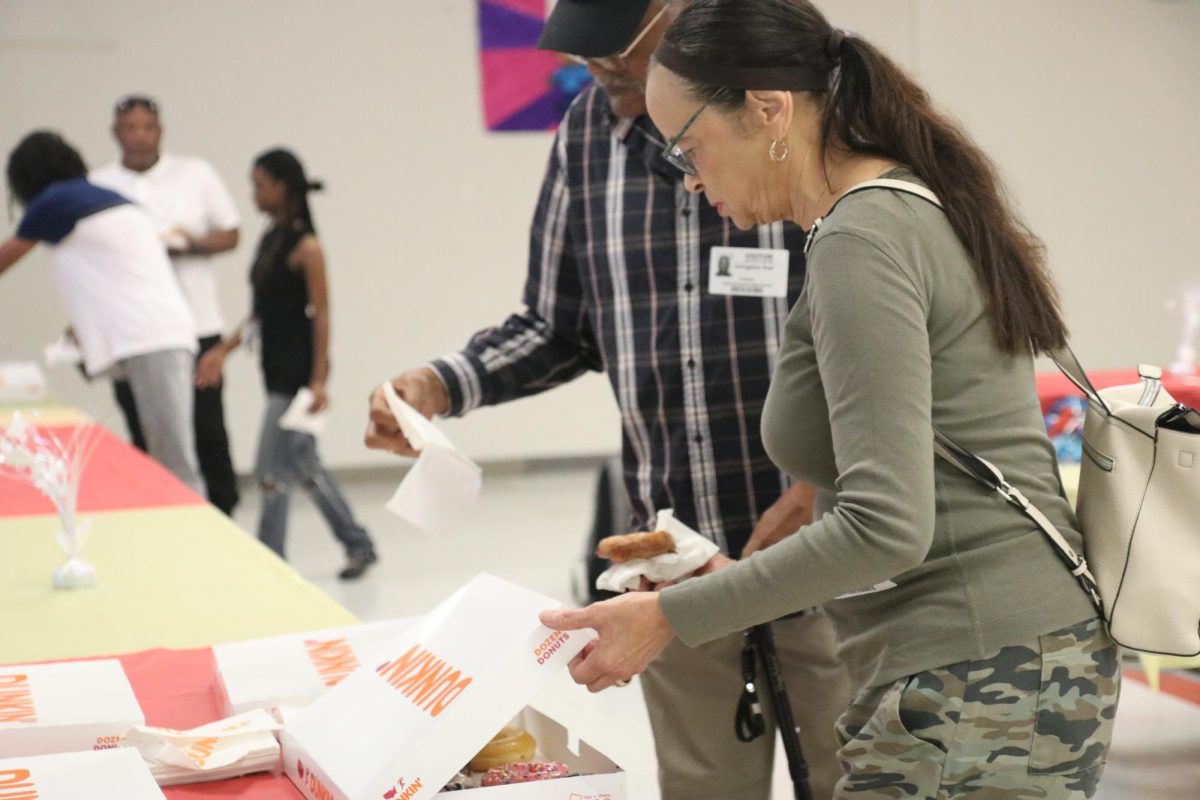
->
[196, 148, 376, 580]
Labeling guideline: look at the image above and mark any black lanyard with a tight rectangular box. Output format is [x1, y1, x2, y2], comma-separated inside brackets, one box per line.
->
[735, 629, 767, 742]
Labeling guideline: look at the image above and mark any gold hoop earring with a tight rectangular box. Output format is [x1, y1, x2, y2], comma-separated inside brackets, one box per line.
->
[769, 139, 790, 163]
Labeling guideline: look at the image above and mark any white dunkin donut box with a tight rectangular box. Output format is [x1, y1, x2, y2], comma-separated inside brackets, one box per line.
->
[0, 660, 144, 757]
[214, 618, 417, 715]
[0, 748, 165, 798]
[281, 573, 627, 800]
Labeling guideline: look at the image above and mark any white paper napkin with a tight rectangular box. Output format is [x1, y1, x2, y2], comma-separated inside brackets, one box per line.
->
[380, 381, 482, 533]
[160, 228, 189, 252]
[44, 334, 83, 368]
[278, 387, 330, 435]
[596, 509, 721, 593]
[120, 708, 281, 787]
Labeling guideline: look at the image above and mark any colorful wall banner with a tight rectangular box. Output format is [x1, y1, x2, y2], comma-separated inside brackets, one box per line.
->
[478, 0, 592, 131]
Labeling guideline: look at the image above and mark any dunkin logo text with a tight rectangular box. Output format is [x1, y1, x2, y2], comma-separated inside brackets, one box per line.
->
[0, 769, 37, 800]
[374, 644, 472, 718]
[382, 777, 423, 800]
[0, 674, 36, 724]
[187, 737, 221, 768]
[188, 719, 253, 767]
[304, 636, 361, 687]
[296, 759, 335, 800]
[534, 630, 570, 666]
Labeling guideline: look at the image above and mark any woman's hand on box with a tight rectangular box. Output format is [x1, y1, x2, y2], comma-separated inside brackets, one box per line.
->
[539, 592, 675, 693]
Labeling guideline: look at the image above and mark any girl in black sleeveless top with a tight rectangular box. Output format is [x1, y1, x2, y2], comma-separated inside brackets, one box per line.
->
[196, 149, 376, 580]
[252, 221, 315, 397]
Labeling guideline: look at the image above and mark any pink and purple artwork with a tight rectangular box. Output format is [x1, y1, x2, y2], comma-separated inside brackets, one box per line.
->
[478, 0, 592, 131]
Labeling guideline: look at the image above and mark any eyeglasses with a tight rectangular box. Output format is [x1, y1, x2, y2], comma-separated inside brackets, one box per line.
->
[661, 102, 708, 176]
[114, 95, 159, 116]
[566, 4, 670, 69]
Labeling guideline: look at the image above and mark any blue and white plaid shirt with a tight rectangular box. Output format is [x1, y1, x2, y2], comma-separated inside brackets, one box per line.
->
[431, 87, 808, 557]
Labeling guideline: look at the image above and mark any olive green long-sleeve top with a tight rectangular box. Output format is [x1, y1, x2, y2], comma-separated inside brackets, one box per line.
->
[659, 174, 1096, 690]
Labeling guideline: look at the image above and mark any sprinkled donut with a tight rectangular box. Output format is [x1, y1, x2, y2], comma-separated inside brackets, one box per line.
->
[481, 761, 571, 786]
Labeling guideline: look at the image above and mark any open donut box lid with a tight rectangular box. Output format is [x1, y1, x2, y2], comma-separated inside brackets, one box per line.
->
[281, 573, 627, 800]
[213, 618, 417, 716]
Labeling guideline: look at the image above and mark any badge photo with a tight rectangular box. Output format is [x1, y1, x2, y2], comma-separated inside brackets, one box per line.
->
[707, 246, 790, 298]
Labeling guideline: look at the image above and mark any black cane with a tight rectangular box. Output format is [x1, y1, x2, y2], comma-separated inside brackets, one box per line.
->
[749, 623, 812, 800]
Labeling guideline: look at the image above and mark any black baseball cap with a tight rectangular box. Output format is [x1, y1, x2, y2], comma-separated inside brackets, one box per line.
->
[537, 0, 655, 58]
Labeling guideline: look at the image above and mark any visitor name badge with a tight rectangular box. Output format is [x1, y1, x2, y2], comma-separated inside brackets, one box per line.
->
[708, 247, 790, 298]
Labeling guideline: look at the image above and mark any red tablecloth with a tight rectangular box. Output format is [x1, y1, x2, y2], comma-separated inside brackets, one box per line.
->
[19, 647, 1195, 797]
[0, 424, 204, 517]
[1036, 370, 1200, 414]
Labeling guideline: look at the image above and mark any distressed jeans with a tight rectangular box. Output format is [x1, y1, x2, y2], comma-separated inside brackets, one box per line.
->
[255, 392, 373, 559]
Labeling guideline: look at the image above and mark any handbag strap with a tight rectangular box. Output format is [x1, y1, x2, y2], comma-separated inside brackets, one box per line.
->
[1048, 346, 1112, 415]
[934, 426, 1103, 611]
[838, 177, 943, 208]
[804, 177, 944, 255]
[834, 177, 1104, 611]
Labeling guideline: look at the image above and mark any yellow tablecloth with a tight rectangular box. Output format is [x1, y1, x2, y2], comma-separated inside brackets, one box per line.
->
[0, 402, 88, 428]
[0, 504, 357, 664]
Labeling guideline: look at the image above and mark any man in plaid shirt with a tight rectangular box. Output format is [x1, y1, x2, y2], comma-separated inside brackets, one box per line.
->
[366, 2, 849, 797]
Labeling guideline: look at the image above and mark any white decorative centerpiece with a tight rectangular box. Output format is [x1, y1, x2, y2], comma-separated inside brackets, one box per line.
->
[0, 412, 101, 589]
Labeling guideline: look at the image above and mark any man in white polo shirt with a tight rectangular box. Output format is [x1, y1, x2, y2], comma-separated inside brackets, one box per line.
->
[92, 95, 242, 515]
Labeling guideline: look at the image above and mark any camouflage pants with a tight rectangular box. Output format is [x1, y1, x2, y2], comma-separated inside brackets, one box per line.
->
[834, 618, 1119, 799]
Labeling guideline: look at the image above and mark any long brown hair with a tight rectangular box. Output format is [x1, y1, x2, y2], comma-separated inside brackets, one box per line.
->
[661, 0, 1067, 354]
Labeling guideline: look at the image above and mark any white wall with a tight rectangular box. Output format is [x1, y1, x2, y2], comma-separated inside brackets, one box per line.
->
[1, 0, 1198, 471]
[0, 0, 622, 470]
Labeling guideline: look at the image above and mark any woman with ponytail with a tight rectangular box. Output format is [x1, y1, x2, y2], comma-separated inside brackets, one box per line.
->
[196, 148, 377, 580]
[541, 1, 1117, 796]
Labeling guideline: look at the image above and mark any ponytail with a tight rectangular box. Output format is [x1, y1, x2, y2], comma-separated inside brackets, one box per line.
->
[825, 36, 1066, 353]
[661, 0, 1068, 354]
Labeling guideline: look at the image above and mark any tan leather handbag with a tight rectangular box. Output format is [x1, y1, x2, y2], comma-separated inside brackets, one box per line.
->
[937, 357, 1200, 656]
[1054, 353, 1200, 655]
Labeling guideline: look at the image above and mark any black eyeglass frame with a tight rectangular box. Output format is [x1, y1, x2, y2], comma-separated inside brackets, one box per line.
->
[661, 102, 708, 176]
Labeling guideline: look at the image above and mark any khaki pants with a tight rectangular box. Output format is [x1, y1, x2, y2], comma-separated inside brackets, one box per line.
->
[640, 611, 851, 800]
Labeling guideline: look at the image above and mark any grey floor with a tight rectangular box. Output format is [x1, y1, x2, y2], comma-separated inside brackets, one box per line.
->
[233, 462, 1200, 800]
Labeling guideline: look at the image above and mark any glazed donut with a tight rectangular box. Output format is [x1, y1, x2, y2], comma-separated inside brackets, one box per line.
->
[468, 726, 537, 772]
[481, 761, 571, 786]
[595, 530, 675, 563]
